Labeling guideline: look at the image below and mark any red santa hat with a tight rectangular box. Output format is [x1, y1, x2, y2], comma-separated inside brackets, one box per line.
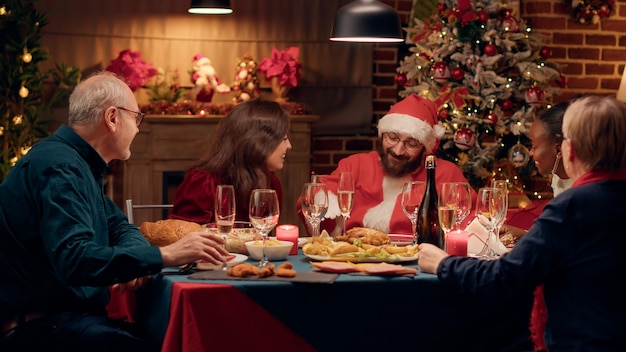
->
[377, 94, 445, 153]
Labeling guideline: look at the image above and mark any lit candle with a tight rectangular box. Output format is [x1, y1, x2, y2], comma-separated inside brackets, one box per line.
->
[276, 224, 299, 255]
[446, 230, 469, 257]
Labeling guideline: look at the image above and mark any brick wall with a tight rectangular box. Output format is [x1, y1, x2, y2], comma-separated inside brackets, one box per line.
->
[311, 0, 626, 175]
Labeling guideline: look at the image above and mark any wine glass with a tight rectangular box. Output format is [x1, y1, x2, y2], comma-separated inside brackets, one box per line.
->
[438, 183, 459, 252]
[301, 182, 328, 238]
[215, 185, 236, 270]
[401, 181, 426, 244]
[492, 179, 509, 237]
[249, 189, 280, 268]
[474, 187, 507, 259]
[441, 182, 472, 231]
[337, 172, 354, 236]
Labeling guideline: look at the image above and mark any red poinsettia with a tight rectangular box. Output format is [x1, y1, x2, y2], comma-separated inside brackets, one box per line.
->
[105, 49, 158, 91]
[258, 46, 302, 88]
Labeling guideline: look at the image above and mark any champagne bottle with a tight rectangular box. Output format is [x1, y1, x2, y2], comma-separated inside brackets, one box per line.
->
[416, 155, 444, 248]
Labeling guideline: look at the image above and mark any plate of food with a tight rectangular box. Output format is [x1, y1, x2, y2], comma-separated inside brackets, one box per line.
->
[302, 228, 419, 263]
[196, 253, 248, 270]
[388, 234, 415, 246]
[304, 252, 418, 263]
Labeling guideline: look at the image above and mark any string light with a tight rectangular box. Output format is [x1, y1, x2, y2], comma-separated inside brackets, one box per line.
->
[18, 86, 28, 98]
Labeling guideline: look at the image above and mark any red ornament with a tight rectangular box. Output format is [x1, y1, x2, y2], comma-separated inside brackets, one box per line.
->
[485, 112, 498, 125]
[454, 128, 476, 150]
[540, 47, 553, 59]
[525, 86, 546, 104]
[557, 75, 567, 88]
[501, 99, 513, 111]
[478, 11, 489, 23]
[431, 62, 451, 83]
[438, 109, 449, 121]
[395, 73, 408, 86]
[484, 44, 498, 56]
[501, 15, 519, 32]
[453, 7, 463, 18]
[451, 67, 465, 81]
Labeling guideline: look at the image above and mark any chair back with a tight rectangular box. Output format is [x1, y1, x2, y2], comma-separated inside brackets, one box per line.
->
[125, 199, 174, 224]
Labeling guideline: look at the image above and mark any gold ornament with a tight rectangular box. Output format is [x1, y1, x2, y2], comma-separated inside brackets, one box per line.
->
[0, 6, 7, 15]
[19, 86, 29, 98]
[13, 115, 23, 125]
[0, 126, 4, 136]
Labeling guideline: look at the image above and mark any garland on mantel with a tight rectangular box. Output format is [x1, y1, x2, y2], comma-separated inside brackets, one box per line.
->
[140, 100, 313, 116]
[569, 0, 615, 24]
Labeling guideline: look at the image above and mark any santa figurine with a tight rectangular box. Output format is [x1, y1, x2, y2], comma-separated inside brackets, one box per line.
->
[190, 53, 230, 102]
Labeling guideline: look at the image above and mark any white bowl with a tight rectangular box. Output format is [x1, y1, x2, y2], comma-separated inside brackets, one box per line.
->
[244, 239, 293, 261]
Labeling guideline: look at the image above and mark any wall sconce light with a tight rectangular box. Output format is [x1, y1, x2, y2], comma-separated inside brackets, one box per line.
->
[188, 0, 233, 15]
[330, 0, 403, 43]
[617, 66, 626, 103]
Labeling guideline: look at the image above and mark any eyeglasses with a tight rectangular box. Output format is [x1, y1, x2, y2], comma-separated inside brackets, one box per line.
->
[382, 132, 422, 151]
[116, 106, 146, 127]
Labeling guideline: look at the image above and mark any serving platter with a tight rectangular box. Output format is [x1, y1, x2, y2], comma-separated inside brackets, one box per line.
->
[304, 253, 418, 263]
[388, 234, 415, 246]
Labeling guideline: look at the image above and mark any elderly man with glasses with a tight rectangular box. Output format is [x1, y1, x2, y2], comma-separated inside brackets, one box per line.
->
[0, 71, 228, 352]
[301, 94, 474, 237]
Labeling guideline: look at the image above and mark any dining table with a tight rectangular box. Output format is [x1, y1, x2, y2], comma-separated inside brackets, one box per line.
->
[108, 249, 534, 352]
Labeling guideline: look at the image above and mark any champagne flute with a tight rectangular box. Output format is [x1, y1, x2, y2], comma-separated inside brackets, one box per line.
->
[401, 181, 426, 244]
[438, 183, 458, 252]
[492, 179, 509, 237]
[215, 185, 236, 271]
[249, 189, 280, 268]
[301, 182, 328, 238]
[337, 172, 354, 236]
[474, 187, 507, 259]
[442, 182, 472, 231]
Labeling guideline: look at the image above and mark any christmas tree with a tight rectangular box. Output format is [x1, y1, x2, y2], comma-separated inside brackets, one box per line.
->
[397, 0, 564, 192]
[0, 0, 80, 182]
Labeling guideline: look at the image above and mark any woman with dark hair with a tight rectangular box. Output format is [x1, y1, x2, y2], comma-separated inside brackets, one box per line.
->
[171, 100, 292, 224]
[529, 101, 572, 196]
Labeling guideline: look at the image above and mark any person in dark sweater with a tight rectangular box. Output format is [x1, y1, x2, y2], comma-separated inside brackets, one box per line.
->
[0, 71, 228, 352]
[419, 95, 626, 351]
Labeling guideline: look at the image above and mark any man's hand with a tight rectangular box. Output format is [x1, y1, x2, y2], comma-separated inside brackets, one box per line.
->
[159, 231, 229, 268]
[417, 243, 449, 274]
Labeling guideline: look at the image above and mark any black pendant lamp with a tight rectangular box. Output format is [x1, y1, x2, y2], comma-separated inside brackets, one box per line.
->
[330, 0, 403, 43]
[188, 0, 233, 15]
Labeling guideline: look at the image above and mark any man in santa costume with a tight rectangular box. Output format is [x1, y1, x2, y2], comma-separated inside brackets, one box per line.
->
[300, 94, 474, 236]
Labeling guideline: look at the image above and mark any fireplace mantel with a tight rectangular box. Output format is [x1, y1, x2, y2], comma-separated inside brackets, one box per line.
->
[113, 114, 319, 232]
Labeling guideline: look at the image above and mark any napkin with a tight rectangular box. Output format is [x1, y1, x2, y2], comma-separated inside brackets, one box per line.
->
[311, 261, 418, 276]
[465, 218, 510, 256]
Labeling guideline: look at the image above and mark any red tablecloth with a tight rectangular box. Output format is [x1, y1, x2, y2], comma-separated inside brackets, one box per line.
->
[163, 282, 315, 352]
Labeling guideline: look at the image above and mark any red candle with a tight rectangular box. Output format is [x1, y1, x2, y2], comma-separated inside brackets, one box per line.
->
[446, 230, 468, 257]
[276, 224, 299, 255]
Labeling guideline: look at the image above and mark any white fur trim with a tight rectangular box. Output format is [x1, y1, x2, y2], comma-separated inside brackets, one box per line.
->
[362, 175, 409, 233]
[378, 113, 437, 152]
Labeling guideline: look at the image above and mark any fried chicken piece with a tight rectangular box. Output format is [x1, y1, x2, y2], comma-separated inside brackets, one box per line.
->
[227, 263, 259, 277]
[276, 262, 297, 278]
[256, 264, 275, 278]
[335, 227, 391, 246]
